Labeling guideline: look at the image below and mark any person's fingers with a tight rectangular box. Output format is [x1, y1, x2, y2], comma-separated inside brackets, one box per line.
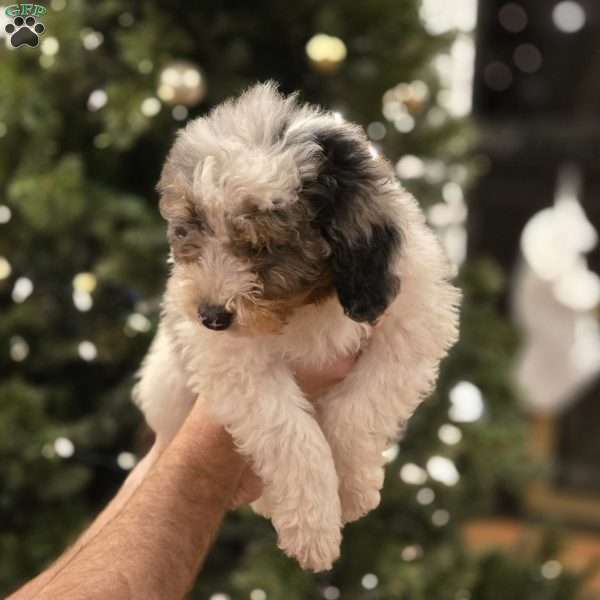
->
[294, 352, 359, 400]
[229, 464, 263, 509]
[324, 353, 359, 380]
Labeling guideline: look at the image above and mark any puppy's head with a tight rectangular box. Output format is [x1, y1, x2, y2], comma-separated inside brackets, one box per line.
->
[159, 82, 402, 335]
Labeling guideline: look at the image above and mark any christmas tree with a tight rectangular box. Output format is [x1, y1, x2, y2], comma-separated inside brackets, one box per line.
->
[0, 1, 589, 598]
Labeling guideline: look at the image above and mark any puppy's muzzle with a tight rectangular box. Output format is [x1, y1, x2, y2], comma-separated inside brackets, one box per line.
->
[198, 304, 233, 331]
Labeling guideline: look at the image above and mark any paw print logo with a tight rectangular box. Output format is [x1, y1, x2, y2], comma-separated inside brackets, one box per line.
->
[5, 16, 45, 48]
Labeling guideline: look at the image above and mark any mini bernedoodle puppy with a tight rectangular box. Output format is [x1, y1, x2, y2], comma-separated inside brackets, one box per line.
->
[134, 82, 460, 571]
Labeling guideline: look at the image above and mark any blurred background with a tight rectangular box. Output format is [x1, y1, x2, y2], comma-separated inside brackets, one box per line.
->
[1, 0, 599, 598]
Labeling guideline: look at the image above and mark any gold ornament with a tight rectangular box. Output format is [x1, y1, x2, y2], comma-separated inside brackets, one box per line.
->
[383, 80, 429, 117]
[157, 61, 206, 107]
[305, 33, 347, 73]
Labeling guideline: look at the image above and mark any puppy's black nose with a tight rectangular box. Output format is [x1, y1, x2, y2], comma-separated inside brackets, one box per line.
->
[198, 304, 233, 331]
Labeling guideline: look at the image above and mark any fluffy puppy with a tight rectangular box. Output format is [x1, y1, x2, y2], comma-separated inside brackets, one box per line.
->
[134, 82, 460, 571]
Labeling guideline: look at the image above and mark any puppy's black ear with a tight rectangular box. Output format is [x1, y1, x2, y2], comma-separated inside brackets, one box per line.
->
[307, 124, 402, 323]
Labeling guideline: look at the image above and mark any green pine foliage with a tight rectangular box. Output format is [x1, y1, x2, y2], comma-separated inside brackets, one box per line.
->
[0, 1, 590, 598]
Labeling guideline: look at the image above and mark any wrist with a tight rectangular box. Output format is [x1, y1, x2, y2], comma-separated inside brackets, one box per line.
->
[168, 406, 246, 501]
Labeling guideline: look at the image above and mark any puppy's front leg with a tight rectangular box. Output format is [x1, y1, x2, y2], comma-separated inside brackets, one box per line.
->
[133, 324, 195, 445]
[207, 365, 342, 572]
[317, 340, 395, 524]
[318, 297, 458, 524]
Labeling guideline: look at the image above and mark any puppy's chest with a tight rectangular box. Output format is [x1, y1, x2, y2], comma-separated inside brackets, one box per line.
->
[269, 302, 371, 368]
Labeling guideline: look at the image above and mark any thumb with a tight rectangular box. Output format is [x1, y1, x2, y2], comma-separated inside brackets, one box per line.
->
[229, 464, 263, 509]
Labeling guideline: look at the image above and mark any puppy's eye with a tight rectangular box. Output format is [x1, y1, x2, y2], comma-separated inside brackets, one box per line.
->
[174, 225, 188, 239]
[169, 219, 204, 241]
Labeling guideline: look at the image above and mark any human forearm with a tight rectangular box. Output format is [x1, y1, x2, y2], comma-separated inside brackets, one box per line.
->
[10, 444, 164, 600]
[33, 411, 246, 600]
[11, 355, 357, 600]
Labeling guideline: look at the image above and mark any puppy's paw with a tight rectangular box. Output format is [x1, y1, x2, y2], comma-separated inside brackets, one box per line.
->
[341, 486, 381, 524]
[277, 521, 342, 572]
[271, 495, 342, 572]
[339, 466, 384, 524]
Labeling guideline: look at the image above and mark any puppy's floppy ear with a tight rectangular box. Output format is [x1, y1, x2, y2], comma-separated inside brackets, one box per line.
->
[307, 124, 402, 323]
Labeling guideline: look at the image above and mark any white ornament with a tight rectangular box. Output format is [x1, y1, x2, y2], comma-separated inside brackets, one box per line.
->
[514, 164, 600, 414]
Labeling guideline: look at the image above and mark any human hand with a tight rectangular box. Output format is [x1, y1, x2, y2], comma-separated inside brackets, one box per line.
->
[293, 353, 359, 402]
